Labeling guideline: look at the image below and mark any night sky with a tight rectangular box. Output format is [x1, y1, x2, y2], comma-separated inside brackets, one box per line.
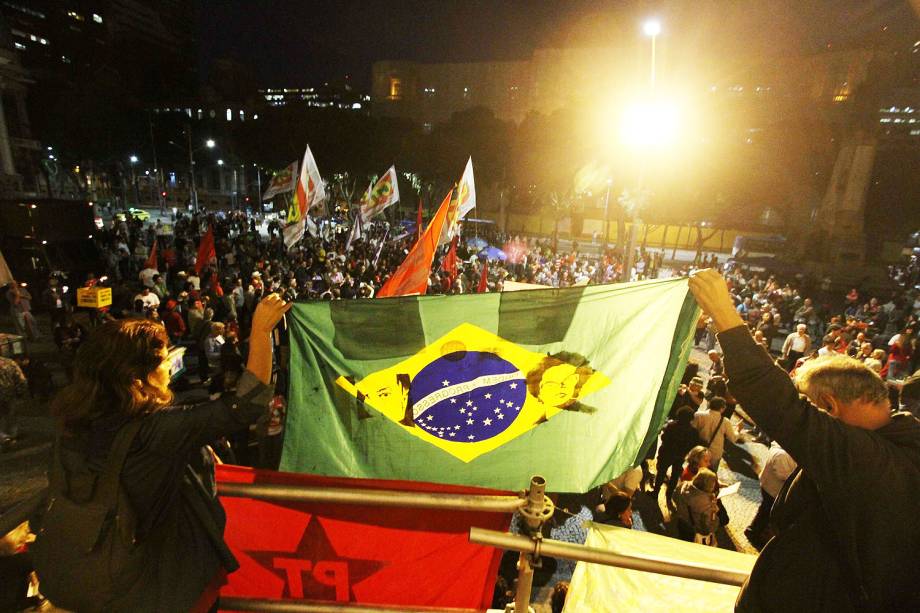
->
[200, 0, 917, 90]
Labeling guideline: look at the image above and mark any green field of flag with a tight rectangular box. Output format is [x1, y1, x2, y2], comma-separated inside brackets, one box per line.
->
[281, 278, 699, 492]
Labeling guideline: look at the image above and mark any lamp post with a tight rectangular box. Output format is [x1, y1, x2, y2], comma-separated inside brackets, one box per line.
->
[643, 19, 661, 90]
[622, 18, 664, 282]
[603, 179, 612, 253]
[184, 130, 216, 213]
[129, 155, 140, 207]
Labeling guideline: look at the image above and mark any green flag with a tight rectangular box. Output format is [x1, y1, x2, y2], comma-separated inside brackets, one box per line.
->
[282, 278, 698, 492]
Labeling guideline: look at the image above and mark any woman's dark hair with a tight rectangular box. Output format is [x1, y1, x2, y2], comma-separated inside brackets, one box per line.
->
[52, 319, 173, 427]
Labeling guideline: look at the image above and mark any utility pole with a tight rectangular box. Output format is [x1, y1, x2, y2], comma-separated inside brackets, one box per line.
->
[148, 112, 164, 211]
[186, 126, 198, 212]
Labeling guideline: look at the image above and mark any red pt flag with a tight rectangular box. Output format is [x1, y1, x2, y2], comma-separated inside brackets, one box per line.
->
[144, 239, 158, 270]
[478, 258, 489, 293]
[216, 465, 510, 610]
[195, 226, 216, 275]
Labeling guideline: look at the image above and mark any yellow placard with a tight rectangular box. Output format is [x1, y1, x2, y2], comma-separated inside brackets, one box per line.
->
[76, 287, 112, 308]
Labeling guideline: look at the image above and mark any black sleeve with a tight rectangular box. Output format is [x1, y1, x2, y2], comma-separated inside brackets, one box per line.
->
[142, 370, 274, 459]
[719, 325, 889, 493]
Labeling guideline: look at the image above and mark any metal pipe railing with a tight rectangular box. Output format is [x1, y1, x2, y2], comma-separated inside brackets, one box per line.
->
[469, 527, 750, 587]
[217, 481, 525, 513]
[219, 596, 480, 613]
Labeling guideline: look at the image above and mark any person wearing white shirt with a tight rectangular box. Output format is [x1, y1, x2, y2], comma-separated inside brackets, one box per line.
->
[134, 287, 160, 310]
[745, 442, 797, 548]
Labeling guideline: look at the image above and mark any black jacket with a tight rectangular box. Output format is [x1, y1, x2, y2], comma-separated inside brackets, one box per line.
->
[657, 418, 699, 464]
[720, 326, 920, 612]
[58, 370, 273, 612]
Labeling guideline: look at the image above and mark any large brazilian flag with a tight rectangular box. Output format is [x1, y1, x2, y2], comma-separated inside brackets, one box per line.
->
[282, 278, 699, 492]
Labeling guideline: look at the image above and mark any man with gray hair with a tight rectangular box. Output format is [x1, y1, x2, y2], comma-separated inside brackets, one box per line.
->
[689, 269, 920, 612]
[780, 323, 812, 372]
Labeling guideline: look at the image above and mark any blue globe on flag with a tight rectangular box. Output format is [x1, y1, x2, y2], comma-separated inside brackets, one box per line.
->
[408, 351, 527, 443]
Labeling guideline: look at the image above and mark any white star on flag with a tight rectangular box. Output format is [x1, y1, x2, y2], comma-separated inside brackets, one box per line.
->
[484, 393, 492, 399]
[466, 418, 474, 425]
[450, 398, 457, 404]
[509, 383, 518, 389]
[466, 400, 473, 406]
[442, 380, 450, 386]
[497, 413, 504, 419]
[484, 418, 492, 426]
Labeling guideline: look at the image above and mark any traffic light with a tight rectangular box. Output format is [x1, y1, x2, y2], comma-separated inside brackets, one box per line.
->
[161, 191, 167, 198]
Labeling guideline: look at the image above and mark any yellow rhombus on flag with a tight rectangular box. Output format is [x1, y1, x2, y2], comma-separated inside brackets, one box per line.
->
[336, 323, 611, 462]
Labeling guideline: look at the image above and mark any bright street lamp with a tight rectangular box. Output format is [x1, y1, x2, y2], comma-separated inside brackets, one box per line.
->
[129, 155, 139, 163]
[217, 159, 224, 166]
[619, 100, 680, 148]
[205, 139, 216, 149]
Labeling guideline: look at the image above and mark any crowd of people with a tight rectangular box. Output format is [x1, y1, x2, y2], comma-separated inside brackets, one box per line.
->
[3, 204, 920, 610]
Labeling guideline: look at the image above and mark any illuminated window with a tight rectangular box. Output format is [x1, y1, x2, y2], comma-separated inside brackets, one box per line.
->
[463, 86, 470, 99]
[93, 13, 103, 24]
[388, 77, 402, 100]
[13, 42, 25, 50]
[832, 82, 850, 103]
[67, 11, 84, 21]
[226, 108, 232, 121]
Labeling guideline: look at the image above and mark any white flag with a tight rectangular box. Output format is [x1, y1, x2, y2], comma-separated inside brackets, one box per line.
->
[292, 145, 327, 221]
[439, 157, 476, 245]
[359, 166, 400, 223]
[345, 211, 364, 252]
[0, 249, 13, 287]
[282, 219, 305, 249]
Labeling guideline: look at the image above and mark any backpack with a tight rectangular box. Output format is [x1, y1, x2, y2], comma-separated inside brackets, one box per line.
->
[32, 420, 150, 612]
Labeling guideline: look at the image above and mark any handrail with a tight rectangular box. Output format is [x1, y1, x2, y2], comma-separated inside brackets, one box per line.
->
[217, 481, 525, 513]
[219, 596, 480, 613]
[469, 527, 751, 587]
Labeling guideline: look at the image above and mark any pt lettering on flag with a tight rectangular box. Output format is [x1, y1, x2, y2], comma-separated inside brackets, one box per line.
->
[217, 465, 509, 609]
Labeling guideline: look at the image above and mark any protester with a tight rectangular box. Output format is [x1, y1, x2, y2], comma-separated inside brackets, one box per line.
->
[673, 468, 720, 543]
[5, 281, 40, 340]
[744, 441, 797, 550]
[0, 355, 28, 451]
[689, 268, 920, 611]
[691, 396, 740, 473]
[33, 293, 290, 611]
[652, 406, 699, 505]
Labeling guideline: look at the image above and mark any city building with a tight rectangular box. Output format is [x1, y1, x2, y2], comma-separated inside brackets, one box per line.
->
[0, 22, 42, 194]
[258, 81, 370, 113]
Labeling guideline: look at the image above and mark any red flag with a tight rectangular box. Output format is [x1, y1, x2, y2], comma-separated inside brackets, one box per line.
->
[144, 239, 158, 270]
[441, 235, 458, 285]
[415, 200, 423, 243]
[477, 258, 489, 293]
[216, 465, 510, 609]
[195, 225, 216, 275]
[209, 271, 224, 297]
[377, 190, 452, 298]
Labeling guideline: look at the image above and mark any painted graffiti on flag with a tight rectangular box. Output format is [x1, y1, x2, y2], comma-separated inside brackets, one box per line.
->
[336, 323, 610, 462]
